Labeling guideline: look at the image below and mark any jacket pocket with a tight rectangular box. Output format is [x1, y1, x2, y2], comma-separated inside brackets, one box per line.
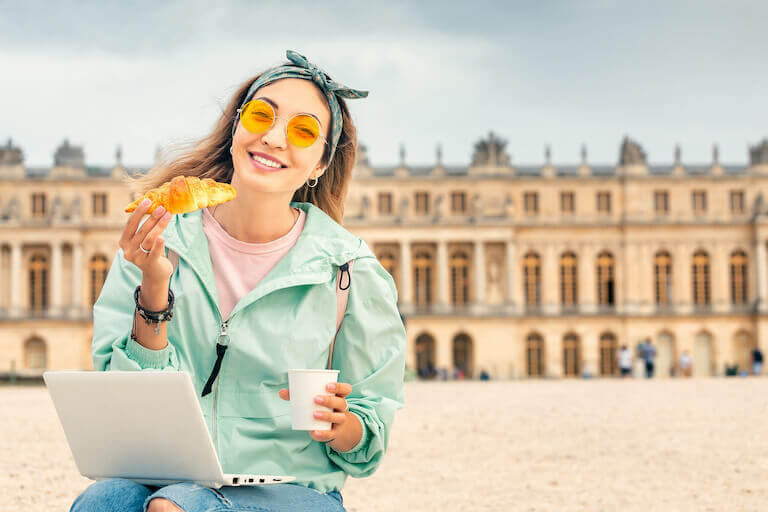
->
[217, 390, 290, 419]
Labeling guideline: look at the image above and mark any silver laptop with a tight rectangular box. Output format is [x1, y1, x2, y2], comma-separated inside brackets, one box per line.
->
[43, 370, 295, 489]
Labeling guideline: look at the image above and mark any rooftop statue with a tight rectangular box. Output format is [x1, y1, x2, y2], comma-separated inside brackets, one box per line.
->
[472, 131, 510, 167]
[618, 136, 647, 165]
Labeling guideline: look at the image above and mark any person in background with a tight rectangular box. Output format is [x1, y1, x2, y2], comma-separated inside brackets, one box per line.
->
[752, 346, 764, 376]
[641, 339, 657, 379]
[678, 350, 692, 377]
[617, 345, 632, 378]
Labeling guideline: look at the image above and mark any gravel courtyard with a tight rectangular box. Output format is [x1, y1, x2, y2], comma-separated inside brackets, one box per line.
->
[2, 378, 766, 511]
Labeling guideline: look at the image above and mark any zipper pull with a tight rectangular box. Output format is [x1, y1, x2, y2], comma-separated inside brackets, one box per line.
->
[202, 320, 230, 397]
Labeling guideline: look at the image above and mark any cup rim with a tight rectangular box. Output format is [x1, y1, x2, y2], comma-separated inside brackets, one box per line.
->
[287, 369, 340, 373]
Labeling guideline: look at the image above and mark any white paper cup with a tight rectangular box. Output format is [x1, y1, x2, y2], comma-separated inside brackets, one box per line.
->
[288, 369, 340, 431]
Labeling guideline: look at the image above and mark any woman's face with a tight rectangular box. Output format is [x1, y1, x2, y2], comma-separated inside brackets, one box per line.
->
[230, 78, 332, 196]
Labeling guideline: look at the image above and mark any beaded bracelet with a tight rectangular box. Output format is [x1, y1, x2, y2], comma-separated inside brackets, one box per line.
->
[133, 285, 175, 335]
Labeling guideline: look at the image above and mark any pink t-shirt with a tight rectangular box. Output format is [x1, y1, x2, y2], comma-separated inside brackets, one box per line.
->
[202, 206, 306, 320]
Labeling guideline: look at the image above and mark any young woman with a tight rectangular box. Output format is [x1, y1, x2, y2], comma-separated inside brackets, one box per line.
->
[71, 50, 406, 512]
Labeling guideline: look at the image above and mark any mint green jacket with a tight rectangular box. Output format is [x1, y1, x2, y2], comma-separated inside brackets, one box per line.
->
[91, 201, 406, 492]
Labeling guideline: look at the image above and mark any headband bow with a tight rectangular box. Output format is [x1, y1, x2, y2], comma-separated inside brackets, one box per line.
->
[233, 50, 368, 170]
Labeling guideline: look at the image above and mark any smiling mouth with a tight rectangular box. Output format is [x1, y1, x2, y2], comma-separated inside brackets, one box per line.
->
[248, 152, 287, 169]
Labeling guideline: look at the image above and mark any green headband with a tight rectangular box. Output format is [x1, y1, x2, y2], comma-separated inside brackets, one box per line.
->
[232, 50, 368, 167]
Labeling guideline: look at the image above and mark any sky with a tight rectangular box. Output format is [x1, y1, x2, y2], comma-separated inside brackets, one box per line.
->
[1, 0, 766, 168]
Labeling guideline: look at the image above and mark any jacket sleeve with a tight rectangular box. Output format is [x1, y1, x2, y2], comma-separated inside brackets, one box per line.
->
[91, 247, 180, 371]
[324, 254, 406, 477]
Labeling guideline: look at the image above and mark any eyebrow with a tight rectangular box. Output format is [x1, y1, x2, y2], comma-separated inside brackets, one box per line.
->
[255, 96, 324, 127]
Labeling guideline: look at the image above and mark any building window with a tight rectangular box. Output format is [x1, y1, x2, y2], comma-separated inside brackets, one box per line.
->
[452, 334, 473, 378]
[377, 251, 397, 282]
[523, 192, 539, 215]
[92, 193, 108, 217]
[692, 190, 707, 215]
[415, 191, 430, 215]
[451, 191, 466, 214]
[596, 251, 615, 307]
[415, 334, 436, 378]
[599, 332, 618, 376]
[32, 193, 47, 217]
[378, 192, 392, 215]
[563, 333, 581, 377]
[450, 250, 470, 306]
[526, 332, 545, 377]
[89, 254, 109, 306]
[414, 251, 433, 307]
[561, 191, 575, 215]
[560, 252, 578, 308]
[597, 191, 611, 214]
[654, 190, 669, 215]
[654, 251, 672, 306]
[730, 250, 748, 305]
[692, 250, 711, 306]
[523, 252, 541, 308]
[24, 338, 47, 370]
[730, 190, 745, 214]
[29, 253, 48, 310]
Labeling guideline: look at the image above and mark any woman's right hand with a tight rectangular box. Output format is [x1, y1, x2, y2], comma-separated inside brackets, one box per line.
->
[119, 198, 174, 283]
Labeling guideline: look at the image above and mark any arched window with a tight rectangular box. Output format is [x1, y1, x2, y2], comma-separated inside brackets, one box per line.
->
[596, 251, 615, 306]
[89, 254, 109, 306]
[732, 331, 754, 372]
[453, 333, 473, 378]
[415, 333, 436, 379]
[29, 253, 48, 311]
[450, 251, 470, 306]
[599, 332, 618, 376]
[654, 251, 672, 306]
[24, 337, 47, 370]
[563, 333, 581, 377]
[523, 252, 541, 308]
[692, 250, 711, 306]
[730, 250, 748, 305]
[560, 252, 578, 307]
[414, 251, 433, 307]
[526, 332, 545, 377]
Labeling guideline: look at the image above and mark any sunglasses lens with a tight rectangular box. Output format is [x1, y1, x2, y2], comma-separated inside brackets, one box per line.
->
[240, 100, 274, 133]
[287, 115, 321, 148]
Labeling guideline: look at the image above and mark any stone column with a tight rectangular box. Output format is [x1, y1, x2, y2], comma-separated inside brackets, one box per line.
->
[10, 242, 22, 318]
[72, 242, 83, 317]
[756, 240, 767, 311]
[473, 241, 485, 312]
[399, 241, 412, 311]
[675, 243, 692, 314]
[580, 245, 596, 313]
[51, 241, 62, 316]
[436, 239, 449, 312]
[506, 239, 517, 311]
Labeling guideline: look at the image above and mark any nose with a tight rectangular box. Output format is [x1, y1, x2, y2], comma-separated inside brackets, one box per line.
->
[261, 117, 288, 150]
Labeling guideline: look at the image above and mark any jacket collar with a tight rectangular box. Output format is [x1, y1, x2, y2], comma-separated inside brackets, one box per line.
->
[162, 201, 372, 316]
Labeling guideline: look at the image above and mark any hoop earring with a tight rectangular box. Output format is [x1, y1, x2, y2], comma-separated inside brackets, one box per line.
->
[307, 177, 319, 188]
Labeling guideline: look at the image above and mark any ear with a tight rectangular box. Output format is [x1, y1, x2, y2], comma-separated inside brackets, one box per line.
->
[310, 165, 327, 181]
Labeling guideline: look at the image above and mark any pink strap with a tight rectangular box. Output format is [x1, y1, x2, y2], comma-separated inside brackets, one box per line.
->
[327, 259, 355, 369]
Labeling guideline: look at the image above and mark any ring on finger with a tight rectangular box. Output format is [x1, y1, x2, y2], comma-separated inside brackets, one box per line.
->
[139, 241, 151, 254]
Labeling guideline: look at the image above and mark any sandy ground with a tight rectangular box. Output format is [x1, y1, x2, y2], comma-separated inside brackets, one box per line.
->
[2, 378, 767, 512]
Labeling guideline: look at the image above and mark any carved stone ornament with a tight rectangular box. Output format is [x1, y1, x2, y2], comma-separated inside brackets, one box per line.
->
[750, 139, 768, 165]
[618, 136, 647, 165]
[472, 131, 510, 167]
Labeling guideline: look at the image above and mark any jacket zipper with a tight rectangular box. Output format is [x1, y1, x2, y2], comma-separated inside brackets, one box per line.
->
[211, 318, 229, 448]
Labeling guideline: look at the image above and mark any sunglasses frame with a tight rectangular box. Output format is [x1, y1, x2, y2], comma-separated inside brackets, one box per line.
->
[235, 98, 328, 149]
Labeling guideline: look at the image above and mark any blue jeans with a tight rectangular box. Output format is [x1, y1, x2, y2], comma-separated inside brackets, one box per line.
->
[70, 478, 346, 512]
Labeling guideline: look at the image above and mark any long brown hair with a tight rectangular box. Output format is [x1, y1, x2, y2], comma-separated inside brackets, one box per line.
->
[124, 62, 358, 224]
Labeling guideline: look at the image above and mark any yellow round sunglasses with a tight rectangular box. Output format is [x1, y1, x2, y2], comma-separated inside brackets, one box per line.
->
[236, 98, 328, 149]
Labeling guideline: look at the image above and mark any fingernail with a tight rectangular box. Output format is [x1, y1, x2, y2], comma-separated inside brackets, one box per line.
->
[314, 396, 324, 404]
[314, 412, 322, 418]
[326, 383, 335, 392]
[140, 199, 151, 207]
[154, 206, 165, 216]
[163, 212, 171, 221]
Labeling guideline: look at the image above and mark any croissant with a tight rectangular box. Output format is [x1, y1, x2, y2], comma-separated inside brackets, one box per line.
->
[124, 176, 237, 215]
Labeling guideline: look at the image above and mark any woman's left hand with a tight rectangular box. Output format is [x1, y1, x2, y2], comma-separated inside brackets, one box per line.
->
[278, 382, 363, 452]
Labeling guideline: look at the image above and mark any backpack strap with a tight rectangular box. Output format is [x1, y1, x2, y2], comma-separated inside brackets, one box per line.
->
[327, 259, 355, 370]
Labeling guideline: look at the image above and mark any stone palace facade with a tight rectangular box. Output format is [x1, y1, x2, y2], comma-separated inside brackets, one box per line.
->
[2, 134, 768, 379]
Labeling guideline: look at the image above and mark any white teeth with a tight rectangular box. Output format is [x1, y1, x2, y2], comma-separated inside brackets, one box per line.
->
[249, 153, 282, 168]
